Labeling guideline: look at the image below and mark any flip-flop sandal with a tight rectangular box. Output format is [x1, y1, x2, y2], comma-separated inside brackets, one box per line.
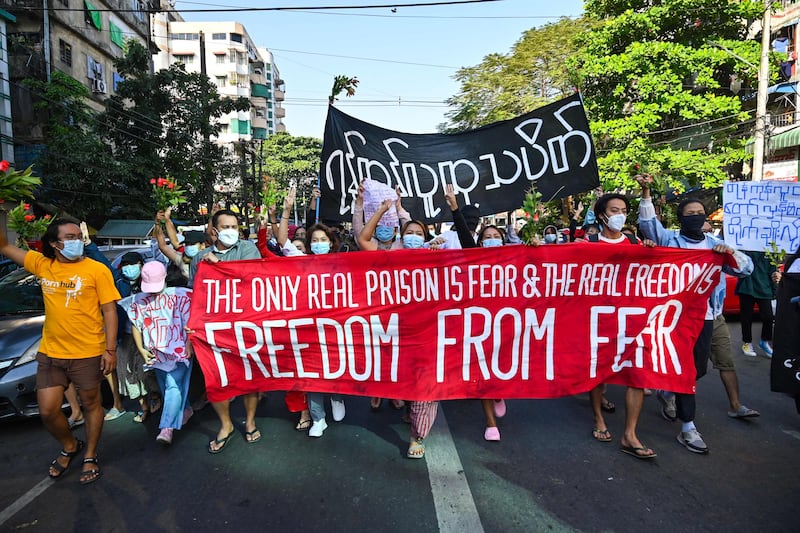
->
[68, 417, 85, 429]
[620, 444, 657, 460]
[208, 431, 235, 454]
[390, 400, 406, 410]
[79, 457, 102, 485]
[245, 428, 262, 443]
[133, 410, 149, 423]
[601, 399, 616, 413]
[295, 418, 312, 431]
[49, 439, 85, 479]
[592, 428, 612, 442]
[407, 438, 425, 459]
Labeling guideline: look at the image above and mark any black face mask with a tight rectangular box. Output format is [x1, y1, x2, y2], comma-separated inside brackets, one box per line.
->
[679, 214, 706, 240]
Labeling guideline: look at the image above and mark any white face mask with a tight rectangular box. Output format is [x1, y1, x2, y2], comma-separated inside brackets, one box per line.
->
[217, 229, 239, 247]
[604, 214, 627, 233]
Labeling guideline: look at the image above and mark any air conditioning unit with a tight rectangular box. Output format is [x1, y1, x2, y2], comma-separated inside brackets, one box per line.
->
[92, 79, 107, 93]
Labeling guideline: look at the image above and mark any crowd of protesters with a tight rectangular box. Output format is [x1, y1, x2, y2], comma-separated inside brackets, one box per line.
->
[2, 174, 799, 486]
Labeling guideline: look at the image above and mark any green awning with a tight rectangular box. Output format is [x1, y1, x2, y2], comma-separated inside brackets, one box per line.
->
[745, 126, 800, 154]
[97, 220, 154, 239]
[109, 22, 124, 48]
[85, 1, 102, 30]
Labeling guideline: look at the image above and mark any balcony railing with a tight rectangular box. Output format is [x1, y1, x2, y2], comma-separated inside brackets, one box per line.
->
[770, 110, 800, 128]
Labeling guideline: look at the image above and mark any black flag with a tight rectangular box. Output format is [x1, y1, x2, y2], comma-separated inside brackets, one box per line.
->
[319, 93, 600, 224]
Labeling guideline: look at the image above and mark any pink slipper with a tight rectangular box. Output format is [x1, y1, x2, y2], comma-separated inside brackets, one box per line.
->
[484, 426, 501, 441]
[493, 400, 506, 418]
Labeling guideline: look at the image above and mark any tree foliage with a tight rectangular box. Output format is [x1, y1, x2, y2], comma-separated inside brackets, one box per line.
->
[259, 132, 322, 211]
[443, 17, 591, 132]
[571, 0, 766, 195]
[25, 72, 121, 228]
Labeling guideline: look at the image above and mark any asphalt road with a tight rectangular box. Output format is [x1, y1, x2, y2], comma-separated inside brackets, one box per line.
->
[0, 319, 797, 533]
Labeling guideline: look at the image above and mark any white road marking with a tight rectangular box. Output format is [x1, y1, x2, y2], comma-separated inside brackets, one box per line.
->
[782, 429, 800, 441]
[425, 409, 484, 533]
[0, 477, 53, 528]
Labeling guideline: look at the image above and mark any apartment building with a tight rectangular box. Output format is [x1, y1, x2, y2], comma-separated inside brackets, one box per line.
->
[0, 8, 15, 164]
[158, 21, 285, 145]
[2, 0, 152, 167]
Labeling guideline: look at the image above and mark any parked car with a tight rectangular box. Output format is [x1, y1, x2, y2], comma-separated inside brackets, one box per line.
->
[0, 268, 44, 420]
[0, 257, 19, 279]
[0, 247, 136, 421]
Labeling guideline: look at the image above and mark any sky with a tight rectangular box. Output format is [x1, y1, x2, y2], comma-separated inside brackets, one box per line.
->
[176, 0, 586, 139]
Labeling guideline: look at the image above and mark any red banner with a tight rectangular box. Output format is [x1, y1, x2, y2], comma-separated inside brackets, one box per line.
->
[187, 245, 730, 402]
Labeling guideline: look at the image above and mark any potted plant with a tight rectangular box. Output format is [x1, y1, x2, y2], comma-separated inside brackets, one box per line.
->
[7, 202, 52, 250]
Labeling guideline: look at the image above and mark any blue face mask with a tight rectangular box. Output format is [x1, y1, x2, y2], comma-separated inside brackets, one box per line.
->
[184, 244, 200, 258]
[310, 242, 331, 255]
[59, 239, 84, 260]
[402, 234, 424, 249]
[122, 264, 141, 280]
[482, 238, 503, 248]
[375, 225, 396, 242]
[544, 234, 557, 244]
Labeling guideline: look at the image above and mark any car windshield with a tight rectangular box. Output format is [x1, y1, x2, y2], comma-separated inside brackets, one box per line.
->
[0, 268, 44, 315]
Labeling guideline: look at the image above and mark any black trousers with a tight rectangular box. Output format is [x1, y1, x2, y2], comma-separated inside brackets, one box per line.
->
[738, 294, 774, 343]
[676, 319, 714, 423]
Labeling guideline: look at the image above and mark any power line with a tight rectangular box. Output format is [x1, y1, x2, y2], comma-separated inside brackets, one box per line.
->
[268, 47, 458, 69]
[17, 0, 501, 13]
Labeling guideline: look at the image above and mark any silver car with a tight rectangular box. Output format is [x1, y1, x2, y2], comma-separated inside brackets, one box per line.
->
[0, 268, 43, 420]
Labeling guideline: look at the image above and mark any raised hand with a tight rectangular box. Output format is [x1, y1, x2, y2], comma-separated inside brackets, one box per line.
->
[444, 183, 458, 211]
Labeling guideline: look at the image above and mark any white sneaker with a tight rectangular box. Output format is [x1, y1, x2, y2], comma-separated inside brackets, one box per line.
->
[309, 418, 327, 438]
[758, 340, 773, 358]
[742, 343, 757, 357]
[331, 399, 346, 422]
[677, 429, 708, 454]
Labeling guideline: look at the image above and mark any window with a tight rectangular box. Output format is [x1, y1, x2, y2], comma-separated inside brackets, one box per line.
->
[174, 54, 194, 65]
[238, 52, 246, 65]
[215, 54, 225, 64]
[59, 0, 68, 5]
[169, 33, 199, 41]
[218, 124, 229, 134]
[255, 108, 266, 118]
[84, 1, 102, 30]
[229, 51, 236, 63]
[132, 0, 146, 22]
[230, 33, 243, 43]
[59, 40, 72, 66]
[212, 33, 226, 40]
[215, 76, 226, 88]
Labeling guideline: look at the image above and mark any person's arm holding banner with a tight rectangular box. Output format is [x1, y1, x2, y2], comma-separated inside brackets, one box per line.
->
[358, 199, 392, 251]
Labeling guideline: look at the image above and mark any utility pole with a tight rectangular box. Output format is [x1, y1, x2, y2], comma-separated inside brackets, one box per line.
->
[199, 31, 215, 212]
[752, 0, 773, 182]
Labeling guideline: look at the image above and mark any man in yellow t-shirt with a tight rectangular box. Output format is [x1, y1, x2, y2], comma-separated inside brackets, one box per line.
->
[1, 219, 119, 485]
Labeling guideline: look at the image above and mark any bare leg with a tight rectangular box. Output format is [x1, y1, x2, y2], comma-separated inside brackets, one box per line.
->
[64, 383, 83, 422]
[209, 399, 234, 451]
[720, 370, 741, 412]
[243, 393, 259, 435]
[481, 399, 497, 427]
[76, 386, 104, 474]
[39, 386, 79, 475]
[105, 372, 125, 413]
[590, 384, 608, 437]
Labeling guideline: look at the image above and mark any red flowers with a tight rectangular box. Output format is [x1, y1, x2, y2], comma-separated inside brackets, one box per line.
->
[24, 214, 35, 222]
[150, 176, 186, 211]
[0, 160, 9, 172]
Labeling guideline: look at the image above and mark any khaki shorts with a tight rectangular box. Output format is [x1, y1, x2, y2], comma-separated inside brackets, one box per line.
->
[709, 315, 736, 372]
[36, 352, 104, 391]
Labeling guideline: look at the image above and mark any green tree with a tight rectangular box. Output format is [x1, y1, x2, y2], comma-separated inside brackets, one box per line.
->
[571, 0, 766, 195]
[100, 41, 249, 220]
[443, 17, 591, 132]
[259, 132, 323, 213]
[25, 72, 121, 228]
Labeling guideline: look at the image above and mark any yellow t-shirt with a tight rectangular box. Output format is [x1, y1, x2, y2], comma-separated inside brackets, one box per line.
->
[24, 251, 121, 359]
